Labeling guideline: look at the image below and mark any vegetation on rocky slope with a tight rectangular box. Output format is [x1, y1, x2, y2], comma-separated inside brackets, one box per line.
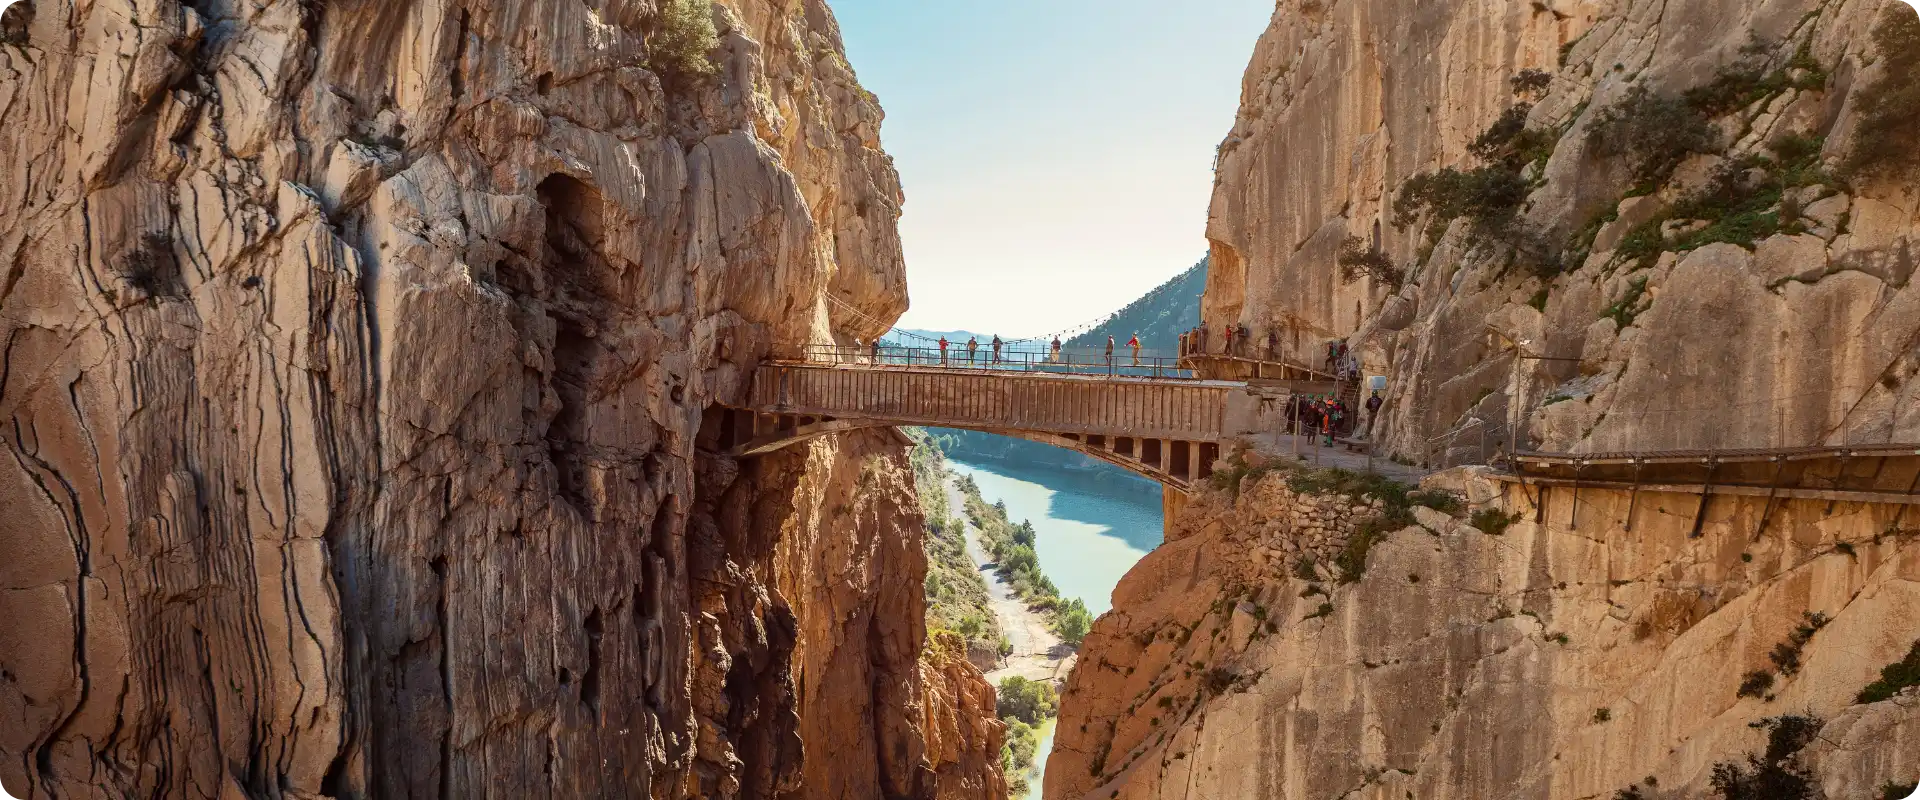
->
[1842, 7, 1920, 180]
[1857, 639, 1920, 704]
[909, 434, 1006, 659]
[647, 0, 720, 80]
[998, 676, 1059, 795]
[958, 474, 1095, 645]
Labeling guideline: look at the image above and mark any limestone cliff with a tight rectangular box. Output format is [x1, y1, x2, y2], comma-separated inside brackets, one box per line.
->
[1204, 0, 1920, 460]
[1054, 4, 1920, 796]
[1048, 462, 1920, 799]
[0, 0, 1001, 797]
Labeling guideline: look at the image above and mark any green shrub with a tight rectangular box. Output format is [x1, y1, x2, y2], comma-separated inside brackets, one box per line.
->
[1738, 669, 1776, 699]
[1589, 85, 1720, 186]
[649, 0, 719, 81]
[1337, 236, 1405, 291]
[1335, 523, 1387, 584]
[1856, 640, 1920, 704]
[1842, 7, 1920, 180]
[1410, 490, 1465, 516]
[1002, 717, 1039, 773]
[1510, 69, 1553, 97]
[1393, 166, 1531, 237]
[1056, 598, 1094, 646]
[997, 676, 1058, 725]
[1601, 277, 1650, 329]
[1470, 508, 1522, 536]
[1682, 46, 1826, 119]
[1304, 602, 1335, 621]
[1710, 715, 1822, 800]
[1470, 103, 1558, 170]
[1768, 611, 1829, 677]
[1592, 707, 1612, 723]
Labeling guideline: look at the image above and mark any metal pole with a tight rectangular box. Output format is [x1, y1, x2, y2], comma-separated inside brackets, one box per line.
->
[1292, 407, 1300, 461]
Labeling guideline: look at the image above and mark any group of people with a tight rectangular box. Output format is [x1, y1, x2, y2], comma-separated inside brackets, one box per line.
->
[923, 332, 1147, 368]
[930, 334, 1008, 365]
[1178, 321, 1287, 361]
[1287, 390, 1386, 445]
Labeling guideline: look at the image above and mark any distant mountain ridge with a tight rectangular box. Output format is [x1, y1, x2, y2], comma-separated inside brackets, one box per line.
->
[884, 256, 1206, 353]
[1067, 256, 1206, 353]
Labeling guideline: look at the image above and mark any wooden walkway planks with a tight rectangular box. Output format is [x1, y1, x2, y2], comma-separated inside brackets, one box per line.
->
[747, 364, 1232, 440]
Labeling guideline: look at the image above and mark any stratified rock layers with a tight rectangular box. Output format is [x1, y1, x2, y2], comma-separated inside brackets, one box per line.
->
[1204, 0, 1920, 458]
[0, 0, 999, 798]
[1049, 468, 1920, 799]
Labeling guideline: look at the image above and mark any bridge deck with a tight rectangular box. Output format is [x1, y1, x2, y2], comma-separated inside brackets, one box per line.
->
[748, 362, 1238, 439]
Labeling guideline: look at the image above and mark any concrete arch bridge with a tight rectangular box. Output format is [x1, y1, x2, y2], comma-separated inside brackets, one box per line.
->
[712, 348, 1336, 492]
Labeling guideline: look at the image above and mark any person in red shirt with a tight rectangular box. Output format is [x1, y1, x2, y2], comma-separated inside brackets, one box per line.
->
[1128, 333, 1142, 366]
[938, 336, 949, 365]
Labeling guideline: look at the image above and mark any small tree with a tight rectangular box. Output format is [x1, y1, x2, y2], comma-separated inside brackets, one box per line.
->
[1336, 236, 1405, 291]
[997, 676, 1058, 725]
[649, 0, 719, 81]
[1057, 598, 1093, 646]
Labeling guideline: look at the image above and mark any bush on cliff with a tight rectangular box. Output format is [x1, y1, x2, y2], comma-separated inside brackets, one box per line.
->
[1856, 639, 1920, 704]
[1709, 715, 1822, 800]
[1589, 85, 1720, 187]
[1337, 236, 1406, 291]
[648, 0, 719, 81]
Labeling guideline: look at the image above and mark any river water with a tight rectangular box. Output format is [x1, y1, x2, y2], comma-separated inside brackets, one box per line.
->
[946, 458, 1165, 797]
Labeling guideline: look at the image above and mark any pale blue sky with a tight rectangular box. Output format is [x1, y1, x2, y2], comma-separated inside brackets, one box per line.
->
[832, 0, 1276, 337]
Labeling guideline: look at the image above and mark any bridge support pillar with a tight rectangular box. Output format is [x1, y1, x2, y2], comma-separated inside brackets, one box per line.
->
[1164, 486, 1189, 522]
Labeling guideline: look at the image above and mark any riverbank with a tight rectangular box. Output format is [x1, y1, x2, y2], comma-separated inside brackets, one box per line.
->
[947, 476, 1076, 684]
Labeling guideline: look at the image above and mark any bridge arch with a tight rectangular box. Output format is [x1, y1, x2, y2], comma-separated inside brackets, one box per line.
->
[716, 413, 1219, 493]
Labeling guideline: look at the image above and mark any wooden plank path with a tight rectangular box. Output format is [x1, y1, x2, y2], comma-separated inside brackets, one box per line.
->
[716, 360, 1333, 491]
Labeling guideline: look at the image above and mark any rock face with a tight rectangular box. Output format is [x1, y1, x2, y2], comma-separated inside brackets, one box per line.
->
[0, 0, 1000, 798]
[1205, 0, 1920, 460]
[1048, 467, 1920, 799]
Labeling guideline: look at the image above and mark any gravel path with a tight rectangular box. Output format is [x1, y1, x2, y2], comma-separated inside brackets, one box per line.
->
[946, 476, 1074, 685]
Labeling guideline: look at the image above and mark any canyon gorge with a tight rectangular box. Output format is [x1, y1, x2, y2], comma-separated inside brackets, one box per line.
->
[5, 0, 1920, 799]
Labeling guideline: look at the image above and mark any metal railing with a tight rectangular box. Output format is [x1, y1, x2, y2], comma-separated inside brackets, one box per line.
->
[778, 343, 1200, 380]
[1423, 418, 1512, 470]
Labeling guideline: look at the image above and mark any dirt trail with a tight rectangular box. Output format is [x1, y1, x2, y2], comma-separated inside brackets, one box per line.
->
[945, 476, 1075, 685]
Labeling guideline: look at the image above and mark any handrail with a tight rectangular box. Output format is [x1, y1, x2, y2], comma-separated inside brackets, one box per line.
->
[779, 343, 1202, 381]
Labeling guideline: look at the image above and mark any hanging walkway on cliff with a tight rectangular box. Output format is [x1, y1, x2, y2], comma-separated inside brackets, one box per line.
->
[713, 345, 1339, 491]
[712, 344, 1920, 511]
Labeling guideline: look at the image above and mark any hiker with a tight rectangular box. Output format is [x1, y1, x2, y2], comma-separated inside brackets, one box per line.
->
[1325, 341, 1339, 373]
[1223, 325, 1236, 356]
[1128, 332, 1142, 366]
[967, 336, 978, 364]
[871, 338, 882, 362]
[1197, 321, 1210, 354]
[939, 336, 949, 365]
[1266, 329, 1279, 360]
[1051, 336, 1062, 363]
[1323, 400, 1339, 446]
[992, 335, 1003, 364]
[1105, 335, 1116, 369]
[1366, 390, 1384, 435]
